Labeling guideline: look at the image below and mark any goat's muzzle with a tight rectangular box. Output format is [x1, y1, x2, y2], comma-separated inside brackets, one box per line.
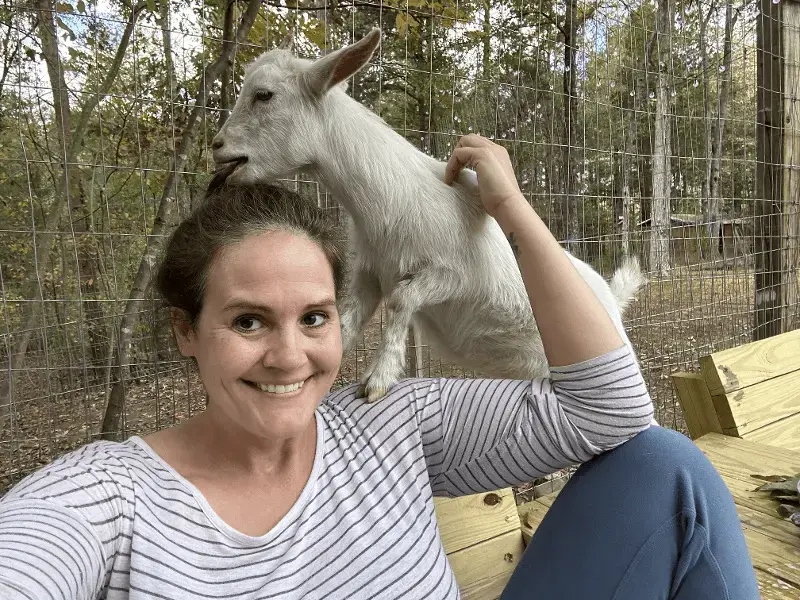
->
[208, 157, 248, 193]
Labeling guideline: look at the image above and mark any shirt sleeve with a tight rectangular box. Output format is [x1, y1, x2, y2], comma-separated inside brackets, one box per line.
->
[0, 444, 133, 599]
[411, 344, 654, 497]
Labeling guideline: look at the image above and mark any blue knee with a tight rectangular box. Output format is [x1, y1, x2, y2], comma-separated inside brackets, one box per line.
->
[577, 426, 724, 497]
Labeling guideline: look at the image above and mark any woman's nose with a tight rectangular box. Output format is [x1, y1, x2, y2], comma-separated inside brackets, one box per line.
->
[262, 327, 306, 371]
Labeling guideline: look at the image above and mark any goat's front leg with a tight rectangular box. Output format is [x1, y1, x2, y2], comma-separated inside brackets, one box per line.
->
[360, 269, 450, 402]
[338, 267, 382, 354]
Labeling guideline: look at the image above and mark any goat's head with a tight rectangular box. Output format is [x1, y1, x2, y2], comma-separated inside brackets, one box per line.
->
[211, 28, 381, 185]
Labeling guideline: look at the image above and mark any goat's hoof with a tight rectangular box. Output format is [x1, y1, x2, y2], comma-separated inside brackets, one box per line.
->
[365, 385, 389, 403]
[357, 379, 389, 403]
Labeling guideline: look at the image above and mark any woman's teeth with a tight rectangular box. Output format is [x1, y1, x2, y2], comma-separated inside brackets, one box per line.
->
[255, 381, 304, 394]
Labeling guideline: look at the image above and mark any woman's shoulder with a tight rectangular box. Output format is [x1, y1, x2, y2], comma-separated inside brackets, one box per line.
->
[4, 437, 153, 503]
[319, 377, 442, 434]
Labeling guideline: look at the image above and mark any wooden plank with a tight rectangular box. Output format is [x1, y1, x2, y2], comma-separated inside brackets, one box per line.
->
[434, 488, 519, 555]
[445, 529, 525, 600]
[755, 567, 800, 599]
[713, 368, 800, 436]
[671, 372, 723, 438]
[517, 498, 557, 545]
[696, 433, 800, 474]
[738, 502, 800, 550]
[743, 412, 800, 452]
[695, 433, 800, 520]
[699, 329, 800, 396]
[742, 525, 800, 587]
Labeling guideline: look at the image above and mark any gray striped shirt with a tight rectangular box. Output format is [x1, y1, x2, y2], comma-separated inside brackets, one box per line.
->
[0, 345, 653, 599]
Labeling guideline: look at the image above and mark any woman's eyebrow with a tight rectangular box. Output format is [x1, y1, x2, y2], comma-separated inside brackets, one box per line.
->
[223, 298, 336, 312]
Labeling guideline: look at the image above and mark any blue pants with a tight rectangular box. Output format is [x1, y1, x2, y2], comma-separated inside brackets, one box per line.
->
[501, 426, 760, 599]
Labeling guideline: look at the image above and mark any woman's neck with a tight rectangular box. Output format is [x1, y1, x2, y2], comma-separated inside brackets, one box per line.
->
[146, 409, 317, 482]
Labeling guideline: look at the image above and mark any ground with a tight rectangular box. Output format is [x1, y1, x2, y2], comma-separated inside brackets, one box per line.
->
[0, 267, 772, 496]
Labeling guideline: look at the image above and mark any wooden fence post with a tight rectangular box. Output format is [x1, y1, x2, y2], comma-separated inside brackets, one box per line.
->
[783, 0, 800, 331]
[754, 0, 785, 340]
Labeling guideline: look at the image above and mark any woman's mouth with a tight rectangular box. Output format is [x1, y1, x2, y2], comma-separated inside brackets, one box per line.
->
[243, 379, 306, 394]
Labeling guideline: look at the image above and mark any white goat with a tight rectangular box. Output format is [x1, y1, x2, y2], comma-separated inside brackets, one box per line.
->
[211, 28, 646, 402]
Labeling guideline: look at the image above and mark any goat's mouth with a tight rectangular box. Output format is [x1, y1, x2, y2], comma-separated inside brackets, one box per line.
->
[209, 157, 247, 192]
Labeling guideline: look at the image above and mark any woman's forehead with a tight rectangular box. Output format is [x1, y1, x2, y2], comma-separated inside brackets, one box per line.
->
[206, 231, 335, 295]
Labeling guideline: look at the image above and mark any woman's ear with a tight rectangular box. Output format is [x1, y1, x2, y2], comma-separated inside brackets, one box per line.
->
[171, 308, 196, 357]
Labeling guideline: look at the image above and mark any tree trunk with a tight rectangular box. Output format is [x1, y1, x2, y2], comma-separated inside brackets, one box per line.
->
[621, 30, 657, 258]
[73, 175, 106, 384]
[650, 0, 673, 276]
[561, 0, 580, 252]
[0, 0, 144, 432]
[482, 0, 492, 80]
[218, 0, 236, 129]
[708, 0, 737, 262]
[101, 0, 263, 440]
[700, 4, 722, 261]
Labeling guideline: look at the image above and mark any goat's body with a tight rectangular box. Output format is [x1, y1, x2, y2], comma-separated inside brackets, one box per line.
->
[213, 33, 644, 399]
[314, 94, 637, 390]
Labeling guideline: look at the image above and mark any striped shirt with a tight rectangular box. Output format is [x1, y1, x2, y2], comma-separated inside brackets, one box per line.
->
[0, 345, 653, 600]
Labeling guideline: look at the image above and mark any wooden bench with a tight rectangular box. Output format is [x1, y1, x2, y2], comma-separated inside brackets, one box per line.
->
[671, 328, 800, 451]
[434, 488, 526, 600]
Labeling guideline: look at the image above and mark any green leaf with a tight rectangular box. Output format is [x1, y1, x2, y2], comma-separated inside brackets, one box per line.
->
[396, 12, 407, 35]
[56, 16, 76, 41]
[305, 20, 326, 49]
[56, 2, 74, 12]
[77, 0, 85, 12]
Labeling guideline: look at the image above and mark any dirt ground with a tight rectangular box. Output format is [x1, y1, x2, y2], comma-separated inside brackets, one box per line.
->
[0, 266, 764, 496]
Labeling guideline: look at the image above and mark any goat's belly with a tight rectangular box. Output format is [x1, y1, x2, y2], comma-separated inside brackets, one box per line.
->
[413, 305, 549, 379]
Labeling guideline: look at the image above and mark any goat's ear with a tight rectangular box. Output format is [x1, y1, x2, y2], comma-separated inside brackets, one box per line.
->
[304, 28, 380, 95]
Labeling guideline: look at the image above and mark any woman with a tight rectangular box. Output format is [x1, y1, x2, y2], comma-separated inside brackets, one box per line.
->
[0, 136, 758, 599]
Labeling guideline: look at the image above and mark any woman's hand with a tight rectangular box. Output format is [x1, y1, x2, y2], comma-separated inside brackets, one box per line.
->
[444, 134, 523, 217]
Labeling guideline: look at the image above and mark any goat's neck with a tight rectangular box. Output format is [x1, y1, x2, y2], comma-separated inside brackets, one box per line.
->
[312, 93, 435, 225]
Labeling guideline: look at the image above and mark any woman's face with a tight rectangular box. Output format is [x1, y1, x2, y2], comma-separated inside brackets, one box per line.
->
[174, 230, 342, 441]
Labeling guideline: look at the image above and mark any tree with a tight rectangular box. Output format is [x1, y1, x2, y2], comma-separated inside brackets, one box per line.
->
[1, 0, 147, 431]
[650, 0, 673, 275]
[704, 0, 740, 261]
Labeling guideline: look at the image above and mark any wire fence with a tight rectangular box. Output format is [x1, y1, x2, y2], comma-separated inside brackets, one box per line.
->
[1, 0, 798, 494]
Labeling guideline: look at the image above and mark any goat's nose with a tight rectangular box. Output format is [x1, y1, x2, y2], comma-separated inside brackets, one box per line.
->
[211, 136, 224, 151]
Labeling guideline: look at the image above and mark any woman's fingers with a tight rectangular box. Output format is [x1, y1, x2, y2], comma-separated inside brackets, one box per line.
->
[455, 133, 493, 149]
[444, 146, 481, 185]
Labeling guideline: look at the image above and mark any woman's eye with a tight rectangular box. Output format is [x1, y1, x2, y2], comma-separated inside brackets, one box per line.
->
[254, 90, 274, 102]
[302, 312, 327, 328]
[234, 316, 263, 332]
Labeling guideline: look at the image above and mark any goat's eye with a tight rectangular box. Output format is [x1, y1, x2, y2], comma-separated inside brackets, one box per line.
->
[254, 90, 274, 103]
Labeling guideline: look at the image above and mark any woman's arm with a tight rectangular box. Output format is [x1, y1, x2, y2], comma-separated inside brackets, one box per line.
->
[0, 447, 130, 599]
[415, 135, 653, 496]
[445, 134, 624, 366]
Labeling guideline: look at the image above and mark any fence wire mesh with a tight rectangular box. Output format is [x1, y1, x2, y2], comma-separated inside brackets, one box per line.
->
[0, 0, 798, 494]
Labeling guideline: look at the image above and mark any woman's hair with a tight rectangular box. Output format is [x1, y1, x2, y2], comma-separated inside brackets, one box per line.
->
[156, 181, 346, 325]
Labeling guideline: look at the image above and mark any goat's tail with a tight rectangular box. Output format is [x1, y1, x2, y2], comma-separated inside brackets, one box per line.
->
[609, 256, 647, 314]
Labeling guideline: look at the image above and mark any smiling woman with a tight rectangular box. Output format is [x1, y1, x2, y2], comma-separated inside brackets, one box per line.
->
[0, 147, 758, 600]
